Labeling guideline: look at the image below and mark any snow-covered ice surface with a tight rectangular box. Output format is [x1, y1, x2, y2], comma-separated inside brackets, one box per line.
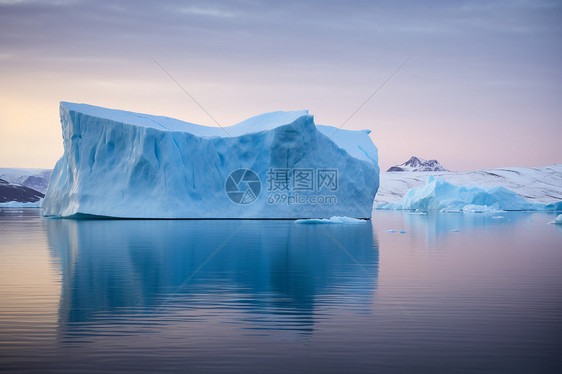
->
[375, 164, 562, 207]
[43, 102, 379, 219]
[294, 216, 366, 224]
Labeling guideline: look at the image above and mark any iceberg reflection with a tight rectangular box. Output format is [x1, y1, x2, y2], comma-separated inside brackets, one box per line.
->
[46, 219, 379, 336]
[398, 211, 533, 242]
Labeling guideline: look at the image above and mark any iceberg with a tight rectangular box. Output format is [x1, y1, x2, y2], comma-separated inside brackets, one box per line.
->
[545, 201, 562, 211]
[387, 176, 542, 212]
[42, 102, 379, 219]
[549, 214, 562, 225]
[294, 216, 367, 224]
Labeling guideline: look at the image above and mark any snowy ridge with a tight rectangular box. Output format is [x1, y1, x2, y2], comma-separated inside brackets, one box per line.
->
[43, 102, 379, 219]
[387, 156, 447, 172]
[0, 168, 52, 193]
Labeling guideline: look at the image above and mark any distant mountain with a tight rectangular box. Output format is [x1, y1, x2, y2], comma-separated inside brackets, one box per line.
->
[0, 178, 44, 203]
[0, 168, 52, 193]
[387, 156, 448, 172]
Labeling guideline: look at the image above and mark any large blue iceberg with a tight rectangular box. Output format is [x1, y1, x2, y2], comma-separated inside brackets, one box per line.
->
[43, 102, 379, 218]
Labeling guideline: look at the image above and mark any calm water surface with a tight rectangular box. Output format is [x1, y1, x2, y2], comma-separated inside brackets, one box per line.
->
[0, 209, 560, 373]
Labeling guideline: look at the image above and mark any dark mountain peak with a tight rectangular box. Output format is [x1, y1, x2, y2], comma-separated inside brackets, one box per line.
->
[387, 156, 448, 172]
[0, 180, 44, 203]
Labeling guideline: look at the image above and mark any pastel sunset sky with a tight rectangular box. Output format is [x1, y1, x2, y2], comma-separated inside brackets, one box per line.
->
[1, 0, 560, 171]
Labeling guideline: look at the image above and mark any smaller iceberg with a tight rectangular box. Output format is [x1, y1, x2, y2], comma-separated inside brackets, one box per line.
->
[545, 201, 562, 211]
[294, 216, 366, 224]
[388, 176, 544, 212]
[549, 214, 562, 225]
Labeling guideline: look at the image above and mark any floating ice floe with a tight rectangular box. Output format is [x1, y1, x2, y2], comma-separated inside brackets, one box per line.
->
[461, 204, 502, 213]
[294, 216, 367, 224]
[0, 200, 42, 208]
[385, 229, 407, 233]
[42, 103, 379, 218]
[549, 214, 562, 225]
[406, 211, 427, 215]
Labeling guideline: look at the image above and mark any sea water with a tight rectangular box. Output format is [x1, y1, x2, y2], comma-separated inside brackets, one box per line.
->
[0, 209, 560, 373]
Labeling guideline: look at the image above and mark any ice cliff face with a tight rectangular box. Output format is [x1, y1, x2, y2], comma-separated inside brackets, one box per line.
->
[42, 102, 379, 218]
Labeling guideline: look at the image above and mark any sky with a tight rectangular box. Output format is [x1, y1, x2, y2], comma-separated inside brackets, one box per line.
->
[0, 0, 561, 171]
